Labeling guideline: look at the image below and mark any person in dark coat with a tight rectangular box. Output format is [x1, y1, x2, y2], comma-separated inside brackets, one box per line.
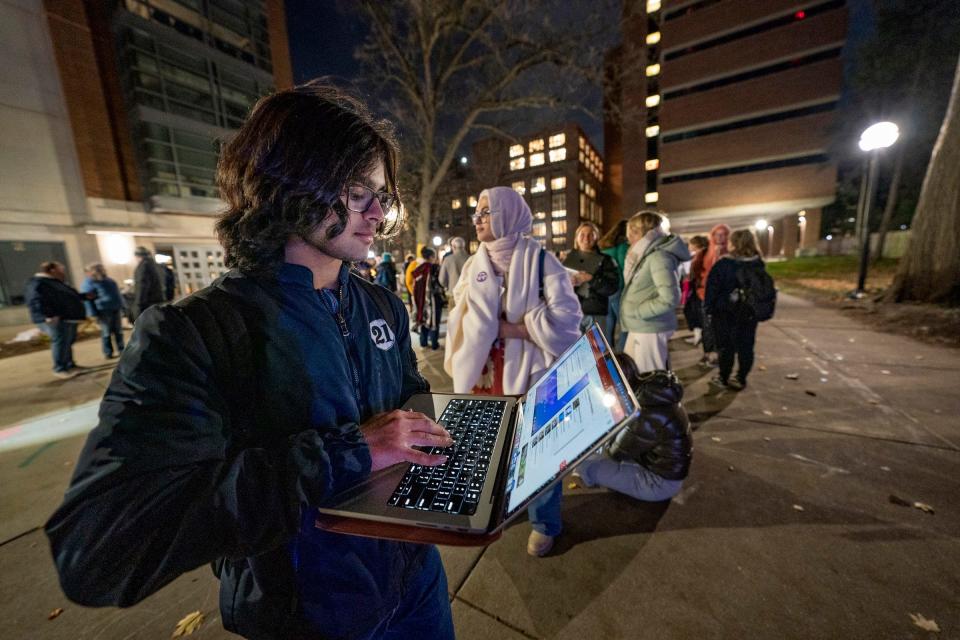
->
[132, 247, 165, 318]
[44, 80, 455, 640]
[375, 251, 399, 291]
[564, 221, 620, 334]
[80, 263, 125, 358]
[704, 229, 767, 391]
[573, 352, 692, 499]
[25, 261, 88, 378]
[412, 246, 444, 349]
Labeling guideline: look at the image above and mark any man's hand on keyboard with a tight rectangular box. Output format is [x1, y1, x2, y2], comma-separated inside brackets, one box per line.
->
[361, 410, 453, 472]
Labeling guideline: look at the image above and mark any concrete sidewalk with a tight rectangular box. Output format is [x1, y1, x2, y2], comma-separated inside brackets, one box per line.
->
[1, 293, 958, 639]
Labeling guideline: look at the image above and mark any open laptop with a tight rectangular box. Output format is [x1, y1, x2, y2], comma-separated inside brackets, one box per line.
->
[317, 323, 640, 535]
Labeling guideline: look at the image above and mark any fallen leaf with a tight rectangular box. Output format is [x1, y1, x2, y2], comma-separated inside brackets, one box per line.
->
[913, 502, 935, 515]
[172, 611, 205, 638]
[785, 373, 799, 380]
[781, 406, 788, 411]
[805, 390, 817, 397]
[835, 355, 844, 361]
[710, 436, 722, 442]
[880, 466, 891, 472]
[792, 504, 805, 512]
[758, 365, 767, 371]
[868, 399, 879, 405]
[763, 437, 771, 442]
[820, 377, 828, 383]
[889, 494, 912, 507]
[881, 370, 891, 375]
[727, 465, 735, 472]
[762, 410, 773, 416]
[934, 409, 942, 414]
[848, 338, 855, 343]
[915, 355, 924, 360]
[47, 608, 64, 621]
[909, 613, 940, 632]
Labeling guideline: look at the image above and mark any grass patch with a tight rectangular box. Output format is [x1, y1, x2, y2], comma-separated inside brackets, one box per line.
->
[766, 256, 900, 299]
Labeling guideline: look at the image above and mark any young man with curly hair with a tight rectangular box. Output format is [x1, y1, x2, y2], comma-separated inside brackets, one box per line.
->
[45, 81, 455, 639]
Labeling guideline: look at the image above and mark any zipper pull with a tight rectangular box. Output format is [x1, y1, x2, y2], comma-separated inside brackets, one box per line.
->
[336, 282, 349, 336]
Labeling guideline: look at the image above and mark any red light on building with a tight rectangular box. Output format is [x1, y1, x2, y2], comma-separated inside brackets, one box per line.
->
[795, 10, 806, 19]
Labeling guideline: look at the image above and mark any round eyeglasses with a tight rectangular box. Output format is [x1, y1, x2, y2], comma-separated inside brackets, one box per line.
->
[470, 208, 491, 225]
[342, 183, 398, 214]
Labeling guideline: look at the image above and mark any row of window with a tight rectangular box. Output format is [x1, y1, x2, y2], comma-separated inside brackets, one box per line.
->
[123, 27, 271, 130]
[123, 0, 273, 73]
[509, 148, 567, 171]
[643, 4, 664, 206]
[139, 121, 220, 199]
[507, 133, 604, 181]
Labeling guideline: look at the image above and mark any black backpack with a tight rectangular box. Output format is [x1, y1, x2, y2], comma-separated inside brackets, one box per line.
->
[736, 262, 777, 321]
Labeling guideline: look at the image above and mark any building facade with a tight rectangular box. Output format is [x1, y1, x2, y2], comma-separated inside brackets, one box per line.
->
[432, 123, 606, 254]
[0, 0, 291, 325]
[610, 0, 848, 256]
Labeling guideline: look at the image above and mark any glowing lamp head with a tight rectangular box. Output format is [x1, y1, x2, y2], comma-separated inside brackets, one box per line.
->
[859, 122, 899, 151]
[755, 219, 768, 231]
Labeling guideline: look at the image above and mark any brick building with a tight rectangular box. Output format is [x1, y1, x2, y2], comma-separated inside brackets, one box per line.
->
[0, 0, 291, 325]
[608, 0, 848, 256]
[432, 123, 606, 253]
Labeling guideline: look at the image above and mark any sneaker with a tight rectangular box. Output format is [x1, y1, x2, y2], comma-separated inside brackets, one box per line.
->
[53, 370, 77, 380]
[708, 375, 729, 389]
[527, 530, 555, 557]
[727, 379, 745, 391]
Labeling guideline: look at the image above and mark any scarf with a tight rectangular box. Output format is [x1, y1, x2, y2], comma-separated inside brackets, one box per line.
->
[481, 187, 532, 276]
[623, 227, 665, 285]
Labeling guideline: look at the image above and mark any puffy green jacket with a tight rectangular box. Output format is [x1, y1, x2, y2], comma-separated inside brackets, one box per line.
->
[620, 234, 691, 334]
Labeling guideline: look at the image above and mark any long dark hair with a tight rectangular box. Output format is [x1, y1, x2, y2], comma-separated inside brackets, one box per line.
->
[215, 80, 403, 273]
[599, 219, 628, 249]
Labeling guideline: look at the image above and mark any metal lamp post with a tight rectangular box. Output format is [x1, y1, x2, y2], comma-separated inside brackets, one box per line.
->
[853, 122, 899, 297]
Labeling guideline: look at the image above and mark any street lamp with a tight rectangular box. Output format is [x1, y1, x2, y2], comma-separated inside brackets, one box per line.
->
[432, 235, 442, 247]
[767, 225, 775, 257]
[754, 219, 768, 256]
[853, 121, 899, 297]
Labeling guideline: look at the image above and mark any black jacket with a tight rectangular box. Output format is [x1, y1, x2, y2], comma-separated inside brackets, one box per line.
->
[607, 370, 693, 480]
[563, 249, 620, 315]
[45, 264, 431, 639]
[25, 275, 86, 323]
[133, 257, 165, 316]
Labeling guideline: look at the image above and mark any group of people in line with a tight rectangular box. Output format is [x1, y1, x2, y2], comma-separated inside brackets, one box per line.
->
[44, 80, 773, 639]
[23, 247, 174, 378]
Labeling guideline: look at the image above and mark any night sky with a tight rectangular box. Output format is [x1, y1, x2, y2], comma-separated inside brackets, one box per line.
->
[283, 1, 607, 152]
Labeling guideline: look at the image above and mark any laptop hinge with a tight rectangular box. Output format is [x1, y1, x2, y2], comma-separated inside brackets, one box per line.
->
[489, 398, 521, 527]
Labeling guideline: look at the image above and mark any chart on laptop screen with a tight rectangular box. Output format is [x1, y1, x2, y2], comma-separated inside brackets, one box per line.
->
[504, 327, 631, 513]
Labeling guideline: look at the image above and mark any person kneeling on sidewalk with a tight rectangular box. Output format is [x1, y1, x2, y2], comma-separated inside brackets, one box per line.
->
[526, 352, 693, 556]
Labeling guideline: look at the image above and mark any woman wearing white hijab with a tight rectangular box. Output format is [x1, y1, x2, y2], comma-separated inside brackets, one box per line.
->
[444, 186, 581, 556]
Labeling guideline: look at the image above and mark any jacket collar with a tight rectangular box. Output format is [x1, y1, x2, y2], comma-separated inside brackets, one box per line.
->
[276, 262, 350, 291]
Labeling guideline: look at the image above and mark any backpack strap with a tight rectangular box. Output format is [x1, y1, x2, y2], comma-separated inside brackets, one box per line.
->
[174, 287, 254, 442]
[351, 271, 399, 337]
[538, 247, 546, 301]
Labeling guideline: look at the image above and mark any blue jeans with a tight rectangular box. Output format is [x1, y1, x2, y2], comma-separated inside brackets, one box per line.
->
[527, 483, 563, 536]
[577, 453, 683, 501]
[418, 327, 439, 349]
[97, 309, 124, 356]
[39, 321, 77, 372]
[352, 546, 454, 640]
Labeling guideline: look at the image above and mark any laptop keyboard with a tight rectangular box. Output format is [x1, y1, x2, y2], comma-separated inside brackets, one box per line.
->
[388, 398, 506, 516]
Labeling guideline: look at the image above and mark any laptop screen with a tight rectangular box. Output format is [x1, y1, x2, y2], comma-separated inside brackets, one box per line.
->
[502, 324, 637, 517]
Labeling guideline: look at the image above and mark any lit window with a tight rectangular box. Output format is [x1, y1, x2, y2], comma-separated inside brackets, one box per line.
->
[530, 152, 545, 167]
[510, 157, 525, 171]
[646, 64, 660, 77]
[645, 158, 660, 171]
[579, 151, 585, 163]
[645, 191, 659, 204]
[512, 181, 526, 195]
[552, 193, 566, 213]
[647, 0, 660, 12]
[528, 139, 545, 152]
[549, 133, 566, 148]
[468, 196, 477, 207]
[646, 94, 661, 108]
[645, 125, 660, 137]
[551, 176, 566, 190]
[509, 144, 524, 158]
[531, 177, 546, 193]
[532, 221, 547, 238]
[452, 199, 462, 209]
[579, 179, 585, 191]
[534, 210, 547, 220]
[552, 220, 567, 237]
[469, 240, 479, 252]
[646, 31, 661, 45]
[549, 148, 567, 162]
[579, 136, 586, 150]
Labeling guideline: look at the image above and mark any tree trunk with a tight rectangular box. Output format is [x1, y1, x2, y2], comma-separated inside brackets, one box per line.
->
[873, 142, 904, 263]
[888, 53, 960, 305]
